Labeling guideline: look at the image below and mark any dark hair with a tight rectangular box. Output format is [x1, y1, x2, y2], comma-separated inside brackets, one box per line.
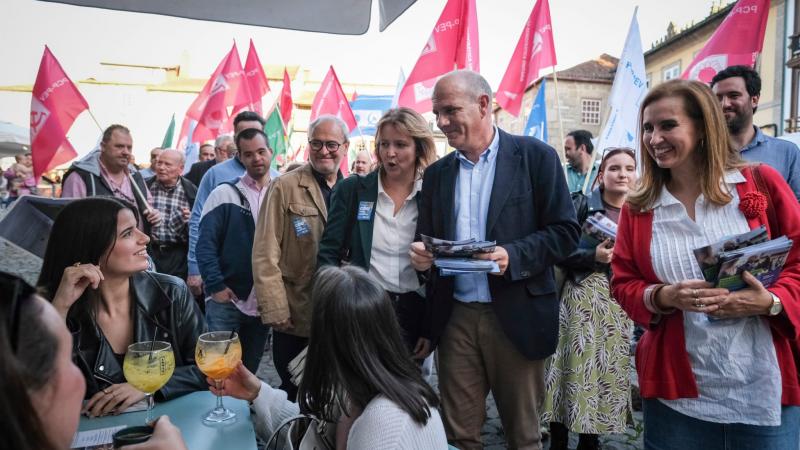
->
[235, 127, 271, 151]
[199, 143, 214, 152]
[567, 129, 594, 154]
[298, 266, 439, 425]
[102, 124, 131, 143]
[37, 197, 138, 301]
[710, 65, 762, 99]
[233, 111, 266, 130]
[0, 272, 60, 450]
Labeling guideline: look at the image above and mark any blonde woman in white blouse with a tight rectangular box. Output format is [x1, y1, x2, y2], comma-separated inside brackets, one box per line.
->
[611, 79, 800, 449]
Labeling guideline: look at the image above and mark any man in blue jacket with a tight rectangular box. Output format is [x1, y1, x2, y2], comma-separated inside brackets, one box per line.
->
[186, 111, 279, 299]
[196, 128, 274, 372]
[410, 70, 579, 450]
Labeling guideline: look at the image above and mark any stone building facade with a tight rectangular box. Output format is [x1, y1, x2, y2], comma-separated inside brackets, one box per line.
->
[494, 54, 617, 161]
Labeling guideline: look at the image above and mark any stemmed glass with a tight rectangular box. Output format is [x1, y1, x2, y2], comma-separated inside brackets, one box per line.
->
[195, 331, 242, 425]
[122, 341, 175, 424]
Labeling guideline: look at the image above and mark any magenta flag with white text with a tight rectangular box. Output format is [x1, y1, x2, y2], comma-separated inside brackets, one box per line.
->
[397, 0, 479, 113]
[185, 43, 249, 142]
[496, 0, 557, 117]
[682, 0, 769, 83]
[30, 46, 89, 179]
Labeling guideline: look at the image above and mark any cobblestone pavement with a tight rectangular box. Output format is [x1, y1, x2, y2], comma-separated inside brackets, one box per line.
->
[1, 205, 644, 449]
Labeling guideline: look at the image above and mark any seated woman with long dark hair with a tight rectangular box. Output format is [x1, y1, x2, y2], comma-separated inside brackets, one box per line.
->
[0, 271, 186, 450]
[37, 197, 206, 418]
[210, 266, 447, 449]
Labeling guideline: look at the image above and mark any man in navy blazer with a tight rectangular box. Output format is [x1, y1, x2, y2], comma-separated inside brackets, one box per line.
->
[411, 70, 579, 450]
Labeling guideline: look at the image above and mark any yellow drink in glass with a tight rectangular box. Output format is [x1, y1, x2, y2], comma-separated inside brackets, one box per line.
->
[123, 350, 175, 393]
[123, 341, 174, 424]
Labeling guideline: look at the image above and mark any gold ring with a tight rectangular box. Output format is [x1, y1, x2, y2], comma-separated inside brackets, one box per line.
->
[695, 301, 703, 308]
[74, 262, 81, 267]
[102, 388, 110, 394]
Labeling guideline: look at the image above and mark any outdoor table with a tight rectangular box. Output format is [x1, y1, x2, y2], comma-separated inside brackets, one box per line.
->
[77, 391, 257, 449]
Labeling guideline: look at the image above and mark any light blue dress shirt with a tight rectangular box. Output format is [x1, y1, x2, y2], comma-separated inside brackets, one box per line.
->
[740, 126, 800, 201]
[453, 127, 500, 303]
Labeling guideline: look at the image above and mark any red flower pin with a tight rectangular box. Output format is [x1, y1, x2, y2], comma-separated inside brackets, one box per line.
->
[739, 191, 768, 219]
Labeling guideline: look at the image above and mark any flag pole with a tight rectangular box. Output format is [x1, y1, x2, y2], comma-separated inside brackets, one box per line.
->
[87, 110, 103, 133]
[550, 67, 566, 158]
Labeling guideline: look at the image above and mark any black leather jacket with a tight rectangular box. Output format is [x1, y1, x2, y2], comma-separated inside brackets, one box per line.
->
[560, 189, 611, 284]
[66, 271, 207, 401]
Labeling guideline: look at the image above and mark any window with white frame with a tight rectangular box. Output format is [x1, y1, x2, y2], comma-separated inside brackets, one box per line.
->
[663, 62, 681, 81]
[646, 73, 652, 88]
[581, 99, 601, 125]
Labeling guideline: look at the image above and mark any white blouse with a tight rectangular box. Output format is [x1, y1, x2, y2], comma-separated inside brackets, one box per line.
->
[649, 171, 781, 426]
[369, 176, 422, 294]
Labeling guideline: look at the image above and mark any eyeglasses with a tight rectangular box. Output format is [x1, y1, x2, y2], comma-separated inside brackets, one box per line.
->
[308, 140, 343, 152]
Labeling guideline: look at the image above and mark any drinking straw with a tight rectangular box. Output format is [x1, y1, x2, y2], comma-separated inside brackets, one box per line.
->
[223, 330, 236, 354]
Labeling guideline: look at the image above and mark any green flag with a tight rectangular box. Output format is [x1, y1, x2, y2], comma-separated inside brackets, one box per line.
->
[161, 114, 176, 148]
[264, 107, 288, 169]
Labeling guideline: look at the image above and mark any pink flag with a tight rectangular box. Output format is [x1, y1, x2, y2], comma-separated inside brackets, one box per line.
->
[310, 66, 358, 176]
[242, 39, 270, 114]
[226, 39, 271, 131]
[682, 0, 770, 83]
[279, 68, 293, 129]
[185, 43, 248, 142]
[397, 0, 479, 112]
[496, 0, 557, 116]
[30, 46, 89, 179]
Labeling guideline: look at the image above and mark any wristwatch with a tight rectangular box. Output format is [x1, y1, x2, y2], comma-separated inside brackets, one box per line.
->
[767, 292, 783, 316]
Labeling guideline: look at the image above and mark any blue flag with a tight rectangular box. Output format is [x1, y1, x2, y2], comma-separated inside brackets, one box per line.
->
[350, 95, 393, 136]
[523, 79, 547, 142]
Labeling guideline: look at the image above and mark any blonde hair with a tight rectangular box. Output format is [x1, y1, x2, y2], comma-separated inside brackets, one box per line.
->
[628, 79, 743, 211]
[374, 108, 437, 178]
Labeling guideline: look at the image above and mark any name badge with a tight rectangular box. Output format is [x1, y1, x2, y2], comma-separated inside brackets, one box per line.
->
[292, 216, 310, 237]
[357, 201, 374, 221]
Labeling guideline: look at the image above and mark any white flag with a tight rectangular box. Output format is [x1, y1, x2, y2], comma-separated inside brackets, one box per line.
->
[391, 68, 406, 109]
[597, 8, 647, 159]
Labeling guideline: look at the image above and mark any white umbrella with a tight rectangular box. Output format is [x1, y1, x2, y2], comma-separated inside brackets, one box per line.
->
[0, 121, 30, 158]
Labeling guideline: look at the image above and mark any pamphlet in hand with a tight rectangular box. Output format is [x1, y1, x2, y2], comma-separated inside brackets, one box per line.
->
[693, 226, 769, 282]
[435, 258, 500, 276]
[715, 236, 793, 291]
[421, 234, 499, 276]
[579, 212, 618, 249]
[421, 234, 496, 257]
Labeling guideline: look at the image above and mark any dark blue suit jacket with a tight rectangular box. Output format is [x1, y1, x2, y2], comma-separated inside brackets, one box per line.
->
[416, 128, 579, 360]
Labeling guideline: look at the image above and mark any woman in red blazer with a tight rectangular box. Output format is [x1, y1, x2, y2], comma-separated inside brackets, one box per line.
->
[611, 79, 800, 448]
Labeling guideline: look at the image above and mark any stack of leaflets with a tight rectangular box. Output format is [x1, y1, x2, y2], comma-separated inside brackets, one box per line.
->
[421, 234, 500, 276]
[579, 212, 617, 249]
[693, 226, 793, 291]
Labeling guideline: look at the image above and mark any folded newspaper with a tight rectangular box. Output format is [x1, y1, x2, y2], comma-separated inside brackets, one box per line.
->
[421, 234, 499, 275]
[579, 212, 617, 249]
[693, 226, 792, 291]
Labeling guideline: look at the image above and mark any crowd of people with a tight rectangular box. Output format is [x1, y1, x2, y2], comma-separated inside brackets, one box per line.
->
[2, 65, 800, 450]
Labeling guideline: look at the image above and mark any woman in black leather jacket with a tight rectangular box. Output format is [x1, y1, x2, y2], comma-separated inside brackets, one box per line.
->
[37, 197, 206, 418]
[543, 148, 637, 450]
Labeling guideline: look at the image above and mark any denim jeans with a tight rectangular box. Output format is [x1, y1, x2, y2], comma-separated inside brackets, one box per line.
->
[205, 299, 270, 374]
[643, 398, 800, 450]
